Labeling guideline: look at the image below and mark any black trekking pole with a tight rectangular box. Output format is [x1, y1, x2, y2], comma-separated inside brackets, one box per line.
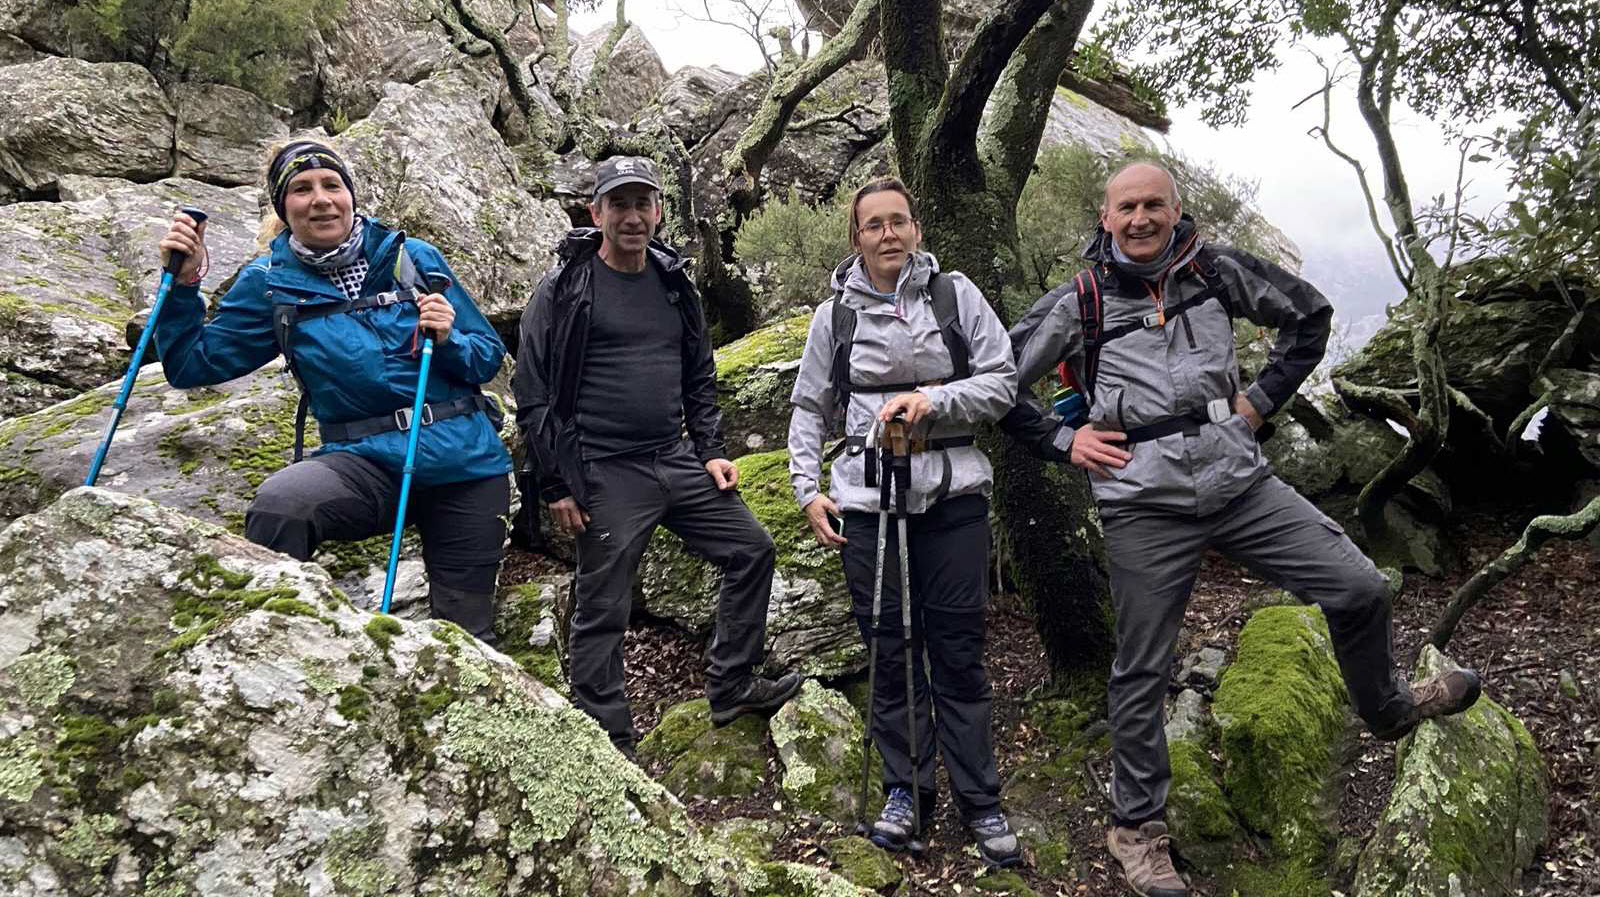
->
[885, 415, 924, 854]
[86, 207, 208, 486]
[857, 418, 889, 836]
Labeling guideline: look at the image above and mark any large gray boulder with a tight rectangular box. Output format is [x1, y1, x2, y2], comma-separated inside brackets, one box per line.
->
[0, 486, 788, 896]
[1353, 646, 1549, 897]
[1334, 296, 1571, 426]
[572, 23, 670, 124]
[636, 449, 863, 678]
[1536, 367, 1600, 471]
[0, 57, 174, 196]
[644, 65, 745, 146]
[0, 178, 262, 416]
[172, 83, 290, 186]
[334, 70, 570, 327]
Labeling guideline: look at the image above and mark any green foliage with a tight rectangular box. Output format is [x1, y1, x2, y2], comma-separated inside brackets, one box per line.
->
[734, 188, 851, 311]
[1016, 143, 1280, 293]
[65, 0, 339, 103]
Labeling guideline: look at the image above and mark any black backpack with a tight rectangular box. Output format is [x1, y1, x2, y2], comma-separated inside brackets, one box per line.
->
[828, 271, 970, 410]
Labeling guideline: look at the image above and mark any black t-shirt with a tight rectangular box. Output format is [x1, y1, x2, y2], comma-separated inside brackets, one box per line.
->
[575, 256, 685, 460]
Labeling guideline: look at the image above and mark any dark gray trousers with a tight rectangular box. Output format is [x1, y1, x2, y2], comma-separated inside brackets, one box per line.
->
[841, 494, 1001, 822]
[1101, 474, 1408, 826]
[244, 451, 510, 644]
[569, 440, 776, 749]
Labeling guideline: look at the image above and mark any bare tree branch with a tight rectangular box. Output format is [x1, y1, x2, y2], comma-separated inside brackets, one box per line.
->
[786, 101, 882, 140]
[1430, 494, 1600, 647]
[927, 0, 1061, 176]
[723, 0, 876, 215]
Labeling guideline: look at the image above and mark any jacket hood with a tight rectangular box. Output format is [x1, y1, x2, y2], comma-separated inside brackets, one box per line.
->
[1083, 215, 1202, 272]
[830, 250, 939, 303]
[555, 227, 689, 273]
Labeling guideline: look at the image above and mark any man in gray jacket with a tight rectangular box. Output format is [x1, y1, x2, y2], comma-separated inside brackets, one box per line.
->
[1005, 162, 1481, 897]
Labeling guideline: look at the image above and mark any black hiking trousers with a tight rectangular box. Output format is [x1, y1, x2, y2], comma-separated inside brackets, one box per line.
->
[841, 493, 1002, 823]
[568, 439, 777, 751]
[244, 451, 510, 644]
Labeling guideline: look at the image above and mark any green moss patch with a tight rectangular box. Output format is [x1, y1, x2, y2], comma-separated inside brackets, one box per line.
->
[1213, 606, 1348, 874]
[639, 698, 769, 801]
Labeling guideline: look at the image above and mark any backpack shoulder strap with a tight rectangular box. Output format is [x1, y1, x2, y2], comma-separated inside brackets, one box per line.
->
[829, 293, 857, 412]
[1075, 265, 1105, 397]
[927, 272, 970, 381]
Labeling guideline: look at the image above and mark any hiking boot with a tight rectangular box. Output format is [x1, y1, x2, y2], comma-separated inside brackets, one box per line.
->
[969, 811, 1023, 867]
[1372, 667, 1482, 741]
[869, 786, 925, 852]
[1107, 821, 1187, 897]
[708, 671, 805, 726]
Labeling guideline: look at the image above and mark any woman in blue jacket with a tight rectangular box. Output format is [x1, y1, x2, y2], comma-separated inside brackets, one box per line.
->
[155, 140, 512, 643]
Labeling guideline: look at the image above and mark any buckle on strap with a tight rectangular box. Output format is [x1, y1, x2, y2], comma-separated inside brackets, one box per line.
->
[1207, 397, 1232, 424]
[1141, 311, 1163, 329]
[394, 403, 437, 431]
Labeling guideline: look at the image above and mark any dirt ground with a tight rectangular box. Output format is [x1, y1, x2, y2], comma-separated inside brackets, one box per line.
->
[500, 506, 1599, 897]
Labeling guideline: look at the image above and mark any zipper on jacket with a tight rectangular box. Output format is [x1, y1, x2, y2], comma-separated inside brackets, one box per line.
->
[1180, 311, 1197, 349]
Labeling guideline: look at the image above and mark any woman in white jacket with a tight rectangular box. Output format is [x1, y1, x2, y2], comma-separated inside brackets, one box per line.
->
[786, 177, 1021, 866]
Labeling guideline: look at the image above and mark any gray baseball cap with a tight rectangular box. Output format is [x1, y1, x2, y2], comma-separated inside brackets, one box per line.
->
[592, 156, 662, 199]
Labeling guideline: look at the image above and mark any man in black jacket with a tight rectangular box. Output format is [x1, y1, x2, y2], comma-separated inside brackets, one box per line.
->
[512, 157, 802, 756]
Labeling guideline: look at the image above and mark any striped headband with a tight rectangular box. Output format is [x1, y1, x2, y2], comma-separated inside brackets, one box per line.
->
[267, 142, 356, 222]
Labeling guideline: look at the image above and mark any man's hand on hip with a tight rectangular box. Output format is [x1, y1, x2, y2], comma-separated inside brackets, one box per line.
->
[706, 458, 739, 490]
[548, 496, 590, 533]
[1071, 425, 1132, 478]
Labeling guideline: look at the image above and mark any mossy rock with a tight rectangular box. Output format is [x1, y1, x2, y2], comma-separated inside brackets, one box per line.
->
[1332, 297, 1569, 424]
[1213, 605, 1348, 878]
[638, 450, 862, 678]
[770, 680, 876, 823]
[715, 314, 811, 458]
[1165, 737, 1243, 871]
[824, 836, 902, 892]
[710, 816, 786, 865]
[971, 870, 1040, 896]
[1351, 646, 1548, 897]
[638, 697, 770, 801]
[495, 577, 569, 694]
[748, 861, 876, 897]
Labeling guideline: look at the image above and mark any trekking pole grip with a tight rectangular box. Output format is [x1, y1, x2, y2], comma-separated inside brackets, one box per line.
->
[164, 207, 209, 276]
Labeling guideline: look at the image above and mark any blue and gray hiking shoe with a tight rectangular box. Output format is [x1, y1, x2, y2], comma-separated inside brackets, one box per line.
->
[869, 787, 923, 852]
[969, 811, 1022, 867]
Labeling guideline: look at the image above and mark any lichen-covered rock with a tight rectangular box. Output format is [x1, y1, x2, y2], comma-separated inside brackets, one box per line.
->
[1333, 297, 1569, 425]
[0, 176, 261, 415]
[495, 575, 571, 694]
[0, 57, 174, 194]
[334, 69, 570, 327]
[1538, 367, 1600, 470]
[715, 313, 811, 456]
[1213, 605, 1349, 879]
[770, 680, 874, 823]
[637, 450, 862, 677]
[0, 486, 782, 896]
[1352, 646, 1548, 897]
[572, 23, 670, 125]
[638, 697, 770, 801]
[172, 83, 290, 186]
[710, 815, 786, 865]
[824, 835, 903, 892]
[751, 861, 876, 897]
[0, 362, 304, 528]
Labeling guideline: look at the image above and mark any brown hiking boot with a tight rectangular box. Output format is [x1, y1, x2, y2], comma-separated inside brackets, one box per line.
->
[1107, 822, 1187, 897]
[1373, 667, 1483, 741]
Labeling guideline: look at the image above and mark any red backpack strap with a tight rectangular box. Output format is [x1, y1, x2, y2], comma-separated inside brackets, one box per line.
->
[1074, 266, 1104, 396]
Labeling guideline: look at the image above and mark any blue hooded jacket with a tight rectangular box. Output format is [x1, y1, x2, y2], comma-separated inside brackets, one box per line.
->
[154, 217, 512, 486]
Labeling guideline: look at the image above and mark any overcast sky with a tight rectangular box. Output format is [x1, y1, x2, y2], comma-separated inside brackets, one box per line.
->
[571, 2, 1514, 338]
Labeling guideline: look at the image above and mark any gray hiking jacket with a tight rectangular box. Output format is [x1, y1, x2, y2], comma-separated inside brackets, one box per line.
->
[1010, 220, 1332, 516]
[787, 252, 1018, 514]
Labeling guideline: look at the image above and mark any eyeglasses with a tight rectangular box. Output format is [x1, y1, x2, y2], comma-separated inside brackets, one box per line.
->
[856, 216, 916, 238]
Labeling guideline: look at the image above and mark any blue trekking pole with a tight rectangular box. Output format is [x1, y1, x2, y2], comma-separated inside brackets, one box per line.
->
[380, 273, 450, 614]
[86, 207, 208, 486]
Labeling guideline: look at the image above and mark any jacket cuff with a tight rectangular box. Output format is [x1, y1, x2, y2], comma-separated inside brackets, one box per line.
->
[697, 444, 728, 465]
[1245, 382, 1276, 419]
[1048, 424, 1075, 460]
[539, 479, 570, 504]
[796, 483, 821, 509]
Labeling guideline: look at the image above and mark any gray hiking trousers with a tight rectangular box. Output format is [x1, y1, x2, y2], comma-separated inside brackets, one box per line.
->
[568, 439, 777, 750]
[1102, 474, 1409, 827]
